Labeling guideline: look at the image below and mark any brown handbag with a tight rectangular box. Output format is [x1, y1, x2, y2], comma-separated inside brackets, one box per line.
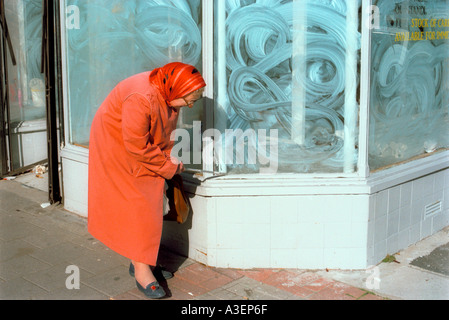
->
[164, 174, 190, 224]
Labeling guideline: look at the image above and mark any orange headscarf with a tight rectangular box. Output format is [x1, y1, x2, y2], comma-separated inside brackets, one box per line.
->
[149, 62, 206, 105]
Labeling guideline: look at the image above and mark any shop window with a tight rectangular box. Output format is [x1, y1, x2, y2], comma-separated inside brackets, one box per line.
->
[3, 0, 48, 172]
[63, 0, 203, 147]
[369, 0, 449, 171]
[6, 0, 46, 123]
[213, 0, 362, 174]
[61, 1, 449, 176]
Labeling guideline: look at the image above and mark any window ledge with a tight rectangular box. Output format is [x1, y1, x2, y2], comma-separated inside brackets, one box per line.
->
[60, 144, 89, 164]
[183, 150, 449, 197]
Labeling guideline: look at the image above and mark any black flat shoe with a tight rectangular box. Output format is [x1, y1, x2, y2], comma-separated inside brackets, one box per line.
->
[129, 263, 174, 280]
[136, 280, 166, 299]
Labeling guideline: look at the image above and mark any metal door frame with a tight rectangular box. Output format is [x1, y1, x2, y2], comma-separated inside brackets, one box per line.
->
[42, 0, 62, 203]
[0, 0, 14, 177]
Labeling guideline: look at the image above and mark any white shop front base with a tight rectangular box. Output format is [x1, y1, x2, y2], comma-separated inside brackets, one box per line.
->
[61, 147, 449, 270]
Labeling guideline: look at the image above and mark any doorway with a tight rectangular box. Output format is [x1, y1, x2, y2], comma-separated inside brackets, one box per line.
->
[0, 0, 61, 204]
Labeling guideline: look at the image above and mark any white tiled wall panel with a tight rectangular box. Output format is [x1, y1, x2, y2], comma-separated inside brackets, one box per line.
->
[61, 158, 88, 217]
[163, 193, 370, 269]
[162, 168, 449, 270]
[368, 169, 449, 266]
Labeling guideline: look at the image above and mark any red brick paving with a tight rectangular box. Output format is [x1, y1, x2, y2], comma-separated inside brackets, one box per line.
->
[239, 269, 379, 300]
[167, 263, 235, 298]
[303, 277, 335, 292]
[163, 286, 196, 300]
[262, 270, 321, 289]
[307, 282, 365, 300]
[214, 267, 246, 280]
[236, 269, 280, 282]
[113, 262, 388, 300]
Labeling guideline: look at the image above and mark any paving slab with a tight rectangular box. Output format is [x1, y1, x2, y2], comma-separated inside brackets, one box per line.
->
[410, 242, 449, 277]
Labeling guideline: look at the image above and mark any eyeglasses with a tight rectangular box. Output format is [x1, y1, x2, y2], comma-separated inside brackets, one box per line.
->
[182, 96, 202, 108]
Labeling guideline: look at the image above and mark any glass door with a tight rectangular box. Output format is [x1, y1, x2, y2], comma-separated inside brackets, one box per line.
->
[0, 0, 48, 176]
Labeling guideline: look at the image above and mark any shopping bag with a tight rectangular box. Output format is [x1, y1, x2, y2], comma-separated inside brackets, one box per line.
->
[164, 174, 190, 224]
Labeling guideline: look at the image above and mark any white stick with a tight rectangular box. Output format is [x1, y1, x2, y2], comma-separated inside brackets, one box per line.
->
[291, 0, 307, 145]
[344, 1, 359, 173]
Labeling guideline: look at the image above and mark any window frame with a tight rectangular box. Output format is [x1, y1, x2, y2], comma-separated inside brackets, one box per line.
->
[202, 0, 371, 179]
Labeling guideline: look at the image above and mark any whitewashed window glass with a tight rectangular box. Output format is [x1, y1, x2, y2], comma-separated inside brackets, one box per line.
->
[369, 0, 449, 171]
[214, 0, 362, 174]
[6, 0, 46, 123]
[64, 0, 203, 146]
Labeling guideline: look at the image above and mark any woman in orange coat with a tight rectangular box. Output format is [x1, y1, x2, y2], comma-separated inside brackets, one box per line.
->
[88, 62, 206, 299]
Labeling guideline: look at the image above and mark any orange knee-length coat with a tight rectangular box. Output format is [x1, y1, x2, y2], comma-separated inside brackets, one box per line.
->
[87, 71, 179, 266]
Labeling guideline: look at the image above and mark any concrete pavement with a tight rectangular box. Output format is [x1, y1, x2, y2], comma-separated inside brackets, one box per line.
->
[1, 174, 448, 301]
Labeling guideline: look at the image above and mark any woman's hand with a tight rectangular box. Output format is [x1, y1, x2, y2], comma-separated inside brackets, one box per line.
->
[175, 162, 185, 175]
